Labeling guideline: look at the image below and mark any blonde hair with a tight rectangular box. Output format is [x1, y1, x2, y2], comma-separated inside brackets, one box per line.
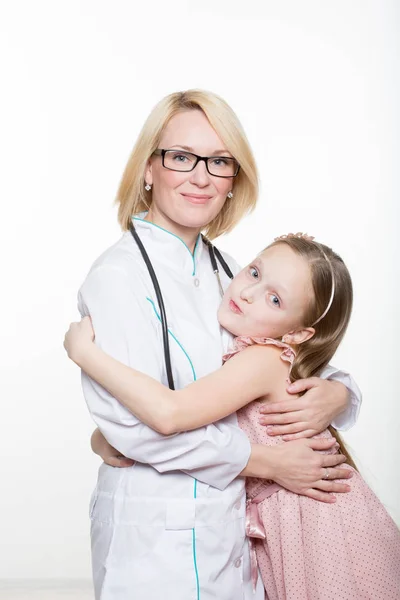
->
[267, 236, 357, 469]
[116, 90, 259, 239]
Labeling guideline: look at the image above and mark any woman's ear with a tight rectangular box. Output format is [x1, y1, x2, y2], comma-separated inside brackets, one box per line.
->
[144, 159, 153, 186]
[283, 328, 315, 345]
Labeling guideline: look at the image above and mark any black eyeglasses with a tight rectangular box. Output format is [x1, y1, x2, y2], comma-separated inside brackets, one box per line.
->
[152, 149, 240, 178]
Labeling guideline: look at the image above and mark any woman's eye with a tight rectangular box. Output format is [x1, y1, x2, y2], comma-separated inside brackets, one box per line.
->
[211, 157, 228, 166]
[173, 154, 188, 162]
[249, 266, 259, 279]
[269, 294, 280, 307]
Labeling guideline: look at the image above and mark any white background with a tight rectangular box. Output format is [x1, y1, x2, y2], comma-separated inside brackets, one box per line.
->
[0, 0, 399, 584]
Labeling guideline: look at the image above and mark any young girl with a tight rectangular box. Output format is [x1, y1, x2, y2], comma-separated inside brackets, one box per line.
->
[65, 233, 400, 599]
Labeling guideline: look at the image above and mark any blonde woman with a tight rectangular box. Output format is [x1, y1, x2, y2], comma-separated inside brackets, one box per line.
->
[75, 90, 361, 600]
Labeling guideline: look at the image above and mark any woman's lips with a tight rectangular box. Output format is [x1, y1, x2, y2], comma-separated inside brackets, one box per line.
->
[229, 299, 243, 315]
[181, 193, 213, 205]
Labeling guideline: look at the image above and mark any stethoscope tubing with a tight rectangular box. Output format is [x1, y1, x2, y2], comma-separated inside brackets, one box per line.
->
[129, 223, 176, 389]
[129, 223, 233, 391]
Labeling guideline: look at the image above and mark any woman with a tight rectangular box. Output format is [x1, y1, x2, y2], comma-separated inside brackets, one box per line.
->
[77, 90, 361, 600]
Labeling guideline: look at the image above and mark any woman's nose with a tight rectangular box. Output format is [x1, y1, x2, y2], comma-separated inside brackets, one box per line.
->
[189, 160, 210, 187]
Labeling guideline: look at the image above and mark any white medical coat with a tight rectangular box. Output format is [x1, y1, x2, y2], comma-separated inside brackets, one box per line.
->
[78, 216, 361, 600]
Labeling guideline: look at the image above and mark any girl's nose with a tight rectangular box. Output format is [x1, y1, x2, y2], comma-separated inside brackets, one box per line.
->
[240, 287, 254, 304]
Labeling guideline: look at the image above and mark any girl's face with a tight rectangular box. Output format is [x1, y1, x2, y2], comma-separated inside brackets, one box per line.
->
[218, 244, 315, 340]
[145, 110, 233, 236]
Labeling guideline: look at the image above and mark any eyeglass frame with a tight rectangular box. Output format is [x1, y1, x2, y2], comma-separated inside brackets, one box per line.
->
[152, 149, 240, 178]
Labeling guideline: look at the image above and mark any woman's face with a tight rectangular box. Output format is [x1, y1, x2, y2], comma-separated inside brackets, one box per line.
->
[145, 110, 234, 236]
[218, 244, 315, 339]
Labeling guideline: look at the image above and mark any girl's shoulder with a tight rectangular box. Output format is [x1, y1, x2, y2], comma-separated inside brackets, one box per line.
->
[223, 336, 295, 367]
[222, 337, 294, 397]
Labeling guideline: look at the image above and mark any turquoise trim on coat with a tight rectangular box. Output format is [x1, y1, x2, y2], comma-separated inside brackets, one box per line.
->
[145, 298, 196, 381]
[145, 296, 200, 599]
[192, 479, 200, 599]
[133, 216, 201, 276]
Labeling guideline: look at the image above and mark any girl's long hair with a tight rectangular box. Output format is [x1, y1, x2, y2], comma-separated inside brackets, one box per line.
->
[268, 237, 357, 470]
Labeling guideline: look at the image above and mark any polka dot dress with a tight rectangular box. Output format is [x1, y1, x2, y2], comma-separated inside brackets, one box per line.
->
[223, 337, 400, 600]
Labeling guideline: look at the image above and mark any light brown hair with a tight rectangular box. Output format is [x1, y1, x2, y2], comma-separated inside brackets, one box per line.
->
[268, 236, 357, 469]
[116, 89, 259, 239]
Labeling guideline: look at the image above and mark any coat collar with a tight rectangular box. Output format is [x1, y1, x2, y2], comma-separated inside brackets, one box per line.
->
[131, 213, 205, 276]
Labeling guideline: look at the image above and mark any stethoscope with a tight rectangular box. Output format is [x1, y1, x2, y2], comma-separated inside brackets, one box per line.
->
[129, 222, 233, 390]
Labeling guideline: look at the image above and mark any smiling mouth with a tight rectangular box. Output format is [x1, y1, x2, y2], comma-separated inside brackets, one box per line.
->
[229, 299, 243, 315]
[181, 193, 213, 205]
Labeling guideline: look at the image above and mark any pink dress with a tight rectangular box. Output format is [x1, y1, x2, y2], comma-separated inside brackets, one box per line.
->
[223, 337, 400, 600]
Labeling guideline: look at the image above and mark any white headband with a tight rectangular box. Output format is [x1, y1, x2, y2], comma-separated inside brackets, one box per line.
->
[311, 246, 336, 326]
[273, 233, 336, 327]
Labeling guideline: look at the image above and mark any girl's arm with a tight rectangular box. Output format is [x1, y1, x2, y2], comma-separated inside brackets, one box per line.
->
[65, 321, 286, 435]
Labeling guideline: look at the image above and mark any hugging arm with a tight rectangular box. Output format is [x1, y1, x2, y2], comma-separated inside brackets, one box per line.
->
[77, 265, 252, 491]
[70, 316, 352, 504]
[71, 339, 281, 435]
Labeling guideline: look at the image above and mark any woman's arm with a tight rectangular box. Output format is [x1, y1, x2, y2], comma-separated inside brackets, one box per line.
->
[66, 321, 285, 435]
[92, 429, 352, 504]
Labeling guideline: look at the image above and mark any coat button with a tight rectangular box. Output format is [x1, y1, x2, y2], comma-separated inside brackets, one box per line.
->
[234, 557, 242, 568]
[193, 277, 200, 287]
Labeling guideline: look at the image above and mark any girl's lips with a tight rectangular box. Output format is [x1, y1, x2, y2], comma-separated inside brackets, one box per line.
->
[181, 193, 212, 205]
[229, 299, 242, 315]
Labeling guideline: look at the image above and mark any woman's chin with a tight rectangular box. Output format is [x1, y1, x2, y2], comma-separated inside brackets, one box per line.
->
[176, 198, 226, 229]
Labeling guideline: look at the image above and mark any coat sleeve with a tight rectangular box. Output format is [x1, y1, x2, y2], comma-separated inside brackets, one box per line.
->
[319, 364, 362, 430]
[78, 264, 251, 491]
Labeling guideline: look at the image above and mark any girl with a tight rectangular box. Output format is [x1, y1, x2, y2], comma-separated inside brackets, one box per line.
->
[65, 233, 400, 599]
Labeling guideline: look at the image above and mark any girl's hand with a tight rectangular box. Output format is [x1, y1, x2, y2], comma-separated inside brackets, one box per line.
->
[63, 316, 95, 363]
[91, 429, 135, 468]
[259, 378, 348, 440]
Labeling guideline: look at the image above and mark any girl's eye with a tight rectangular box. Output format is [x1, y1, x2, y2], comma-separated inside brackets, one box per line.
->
[269, 294, 280, 307]
[249, 266, 259, 279]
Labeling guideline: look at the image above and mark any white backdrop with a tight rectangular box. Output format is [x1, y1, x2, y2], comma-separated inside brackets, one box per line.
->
[0, 0, 398, 582]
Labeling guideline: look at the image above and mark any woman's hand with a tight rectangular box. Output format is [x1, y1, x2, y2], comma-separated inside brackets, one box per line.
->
[258, 378, 349, 440]
[248, 438, 352, 503]
[270, 438, 353, 502]
[91, 429, 135, 468]
[64, 316, 95, 363]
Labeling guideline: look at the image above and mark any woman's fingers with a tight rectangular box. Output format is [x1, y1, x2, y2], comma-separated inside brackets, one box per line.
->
[259, 411, 301, 426]
[287, 377, 319, 394]
[321, 466, 353, 480]
[321, 453, 347, 467]
[303, 489, 337, 503]
[306, 437, 337, 451]
[315, 480, 351, 493]
[263, 423, 310, 436]
[304, 475, 353, 503]
[259, 401, 300, 415]
[281, 430, 316, 441]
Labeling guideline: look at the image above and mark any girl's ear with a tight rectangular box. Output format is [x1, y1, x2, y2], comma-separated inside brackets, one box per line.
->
[283, 328, 315, 346]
